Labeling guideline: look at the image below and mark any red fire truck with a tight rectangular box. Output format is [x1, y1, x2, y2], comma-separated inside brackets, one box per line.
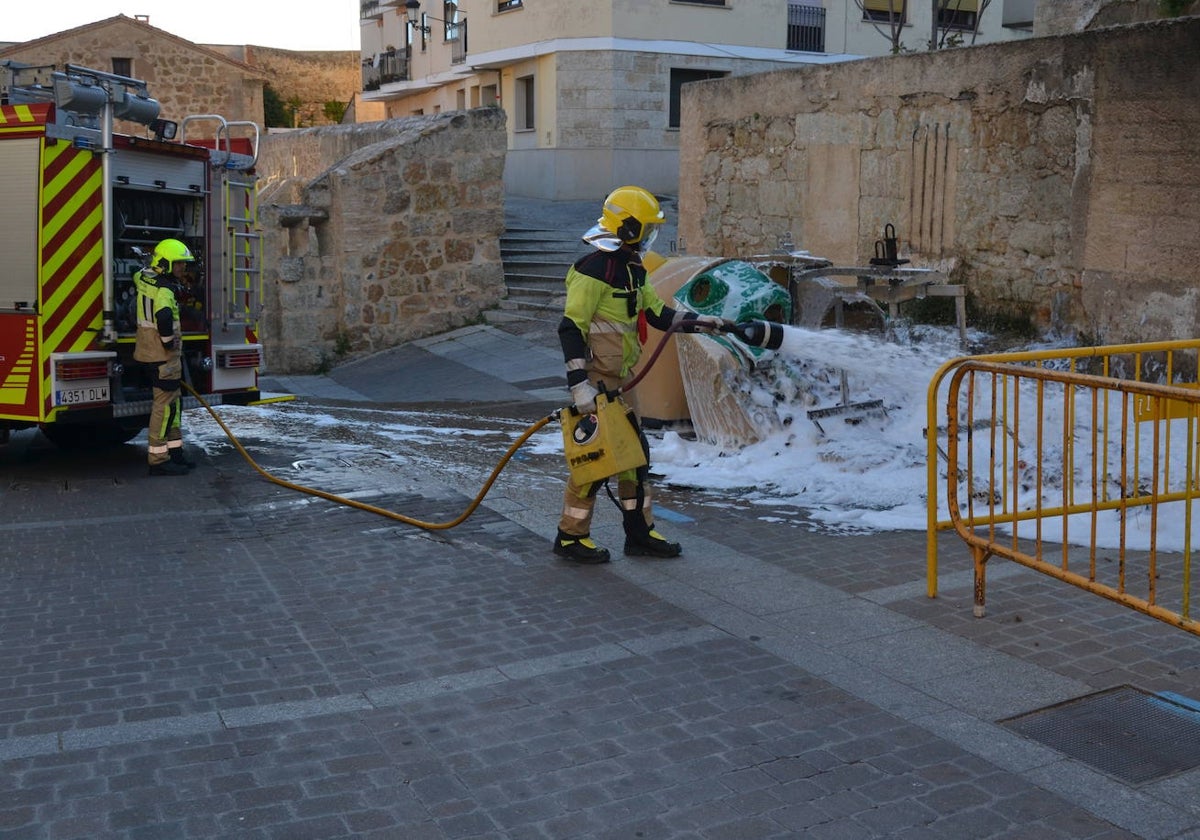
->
[0, 61, 263, 447]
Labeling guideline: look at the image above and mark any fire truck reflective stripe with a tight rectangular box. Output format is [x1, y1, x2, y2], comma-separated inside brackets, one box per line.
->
[43, 154, 98, 221]
[0, 104, 42, 124]
[40, 145, 102, 330]
[42, 249, 103, 351]
[0, 104, 46, 138]
[42, 219, 103, 318]
[42, 156, 101, 288]
[38, 143, 104, 414]
[43, 177, 101, 269]
[0, 321, 37, 408]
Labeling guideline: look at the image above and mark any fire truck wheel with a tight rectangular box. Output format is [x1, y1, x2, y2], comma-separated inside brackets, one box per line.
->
[40, 421, 143, 449]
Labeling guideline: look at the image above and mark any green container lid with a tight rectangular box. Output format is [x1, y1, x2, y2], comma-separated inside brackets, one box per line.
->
[676, 259, 791, 324]
[674, 260, 792, 359]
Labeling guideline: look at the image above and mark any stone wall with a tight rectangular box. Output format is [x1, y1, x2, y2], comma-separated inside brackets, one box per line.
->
[209, 45, 359, 127]
[0, 17, 265, 129]
[256, 108, 508, 373]
[678, 16, 1200, 343]
[1037, 0, 1200, 34]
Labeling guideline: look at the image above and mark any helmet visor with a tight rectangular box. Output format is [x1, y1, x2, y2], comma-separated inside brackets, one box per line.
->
[639, 225, 660, 252]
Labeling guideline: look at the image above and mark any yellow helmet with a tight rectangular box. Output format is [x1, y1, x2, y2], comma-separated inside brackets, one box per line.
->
[151, 238, 195, 273]
[598, 186, 664, 247]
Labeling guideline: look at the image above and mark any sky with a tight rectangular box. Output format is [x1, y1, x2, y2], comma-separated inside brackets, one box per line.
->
[2, 1, 362, 51]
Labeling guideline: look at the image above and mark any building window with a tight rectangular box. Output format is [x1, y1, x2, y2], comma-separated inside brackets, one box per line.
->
[668, 68, 726, 129]
[443, 0, 461, 40]
[787, 3, 826, 52]
[938, 0, 978, 30]
[863, 0, 907, 23]
[516, 75, 535, 131]
[111, 57, 132, 77]
[498, 0, 522, 10]
[1002, 0, 1034, 28]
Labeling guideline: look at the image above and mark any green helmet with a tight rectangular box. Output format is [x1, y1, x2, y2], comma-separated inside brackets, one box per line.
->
[152, 238, 195, 273]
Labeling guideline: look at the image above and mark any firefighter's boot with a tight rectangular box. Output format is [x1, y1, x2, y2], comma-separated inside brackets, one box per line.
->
[623, 510, 682, 558]
[149, 460, 190, 477]
[169, 449, 196, 469]
[553, 530, 611, 564]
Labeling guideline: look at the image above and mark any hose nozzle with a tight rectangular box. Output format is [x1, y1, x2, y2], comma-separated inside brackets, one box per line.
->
[725, 319, 785, 351]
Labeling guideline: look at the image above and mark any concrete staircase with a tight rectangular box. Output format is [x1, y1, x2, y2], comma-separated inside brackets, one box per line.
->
[487, 223, 584, 326]
[485, 195, 678, 331]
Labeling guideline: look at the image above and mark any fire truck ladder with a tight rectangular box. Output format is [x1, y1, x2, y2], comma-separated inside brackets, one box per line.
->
[223, 172, 261, 331]
[178, 115, 262, 333]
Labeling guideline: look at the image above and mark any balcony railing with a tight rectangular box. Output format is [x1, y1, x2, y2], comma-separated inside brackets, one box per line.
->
[361, 46, 411, 91]
[787, 3, 826, 52]
[360, 0, 383, 20]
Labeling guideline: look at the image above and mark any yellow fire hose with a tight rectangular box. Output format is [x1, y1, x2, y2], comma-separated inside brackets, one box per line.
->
[183, 319, 756, 531]
[184, 380, 555, 531]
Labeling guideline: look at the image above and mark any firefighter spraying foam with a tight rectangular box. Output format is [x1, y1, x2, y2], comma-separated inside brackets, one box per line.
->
[552, 186, 733, 564]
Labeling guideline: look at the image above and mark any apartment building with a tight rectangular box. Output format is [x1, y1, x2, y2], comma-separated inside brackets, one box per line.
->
[359, 1, 1036, 200]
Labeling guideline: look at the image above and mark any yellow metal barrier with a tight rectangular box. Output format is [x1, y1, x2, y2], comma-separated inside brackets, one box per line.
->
[926, 339, 1200, 635]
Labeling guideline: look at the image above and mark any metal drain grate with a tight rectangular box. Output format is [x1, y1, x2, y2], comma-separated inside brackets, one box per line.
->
[1001, 685, 1200, 785]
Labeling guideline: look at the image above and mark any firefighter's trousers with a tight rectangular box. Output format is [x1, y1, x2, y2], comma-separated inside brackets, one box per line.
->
[147, 356, 183, 466]
[558, 411, 655, 538]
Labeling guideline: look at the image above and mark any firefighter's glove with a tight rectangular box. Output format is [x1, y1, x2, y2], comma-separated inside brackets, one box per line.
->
[571, 381, 599, 415]
[690, 314, 732, 333]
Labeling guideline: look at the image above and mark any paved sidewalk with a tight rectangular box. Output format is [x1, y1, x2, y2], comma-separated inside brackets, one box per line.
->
[2, 325, 1199, 837]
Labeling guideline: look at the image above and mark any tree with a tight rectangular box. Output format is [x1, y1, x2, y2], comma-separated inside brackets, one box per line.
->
[323, 100, 348, 124]
[852, 0, 906, 54]
[932, 0, 994, 50]
[263, 84, 288, 128]
[286, 95, 304, 128]
[850, 0, 994, 53]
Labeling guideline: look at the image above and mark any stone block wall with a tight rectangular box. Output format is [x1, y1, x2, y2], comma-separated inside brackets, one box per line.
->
[210, 45, 359, 127]
[0, 17, 264, 130]
[1037, 0, 1200, 35]
[256, 108, 508, 373]
[678, 17, 1200, 343]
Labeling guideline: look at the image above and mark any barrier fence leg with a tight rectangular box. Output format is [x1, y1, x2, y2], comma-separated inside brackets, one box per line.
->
[973, 545, 989, 618]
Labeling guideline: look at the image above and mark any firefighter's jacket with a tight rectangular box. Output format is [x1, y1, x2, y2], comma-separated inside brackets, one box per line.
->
[559, 248, 676, 385]
[133, 269, 182, 365]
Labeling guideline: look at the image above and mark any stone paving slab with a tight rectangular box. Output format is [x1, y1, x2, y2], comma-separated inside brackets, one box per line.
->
[3, 314, 1200, 838]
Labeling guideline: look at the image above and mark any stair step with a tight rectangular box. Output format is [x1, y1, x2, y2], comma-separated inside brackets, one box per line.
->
[485, 308, 548, 324]
[504, 283, 562, 296]
[498, 296, 562, 312]
[501, 248, 578, 262]
[503, 268, 566, 280]
[502, 261, 573, 276]
[502, 228, 582, 240]
[501, 242, 579, 253]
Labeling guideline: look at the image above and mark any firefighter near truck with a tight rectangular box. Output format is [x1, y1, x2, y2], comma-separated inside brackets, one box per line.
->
[0, 61, 263, 449]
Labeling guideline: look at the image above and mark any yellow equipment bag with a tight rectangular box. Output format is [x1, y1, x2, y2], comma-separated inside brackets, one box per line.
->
[561, 391, 647, 485]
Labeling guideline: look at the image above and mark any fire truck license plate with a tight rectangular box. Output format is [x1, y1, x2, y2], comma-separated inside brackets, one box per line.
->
[55, 382, 110, 406]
